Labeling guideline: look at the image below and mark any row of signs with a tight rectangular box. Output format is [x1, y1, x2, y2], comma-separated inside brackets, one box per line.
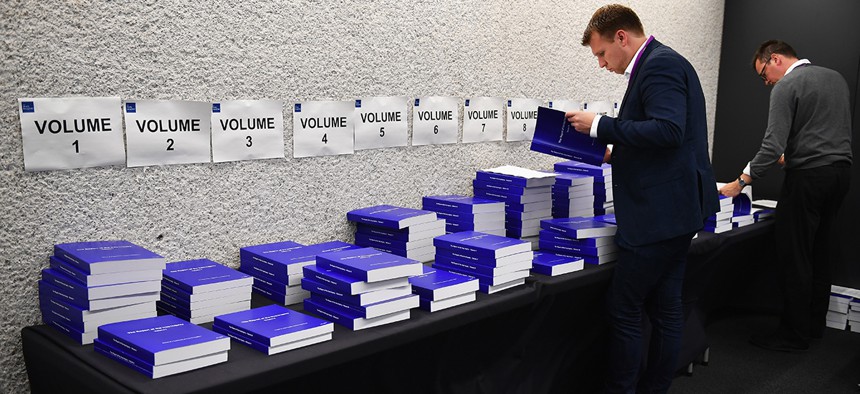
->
[18, 97, 617, 172]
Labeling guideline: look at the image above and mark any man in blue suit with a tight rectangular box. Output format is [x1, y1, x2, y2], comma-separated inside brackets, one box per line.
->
[566, 4, 720, 393]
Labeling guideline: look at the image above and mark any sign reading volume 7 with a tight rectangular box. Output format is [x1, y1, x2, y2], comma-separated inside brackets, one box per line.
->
[210, 100, 285, 163]
[293, 100, 354, 158]
[462, 97, 504, 143]
[18, 97, 125, 171]
[124, 100, 212, 167]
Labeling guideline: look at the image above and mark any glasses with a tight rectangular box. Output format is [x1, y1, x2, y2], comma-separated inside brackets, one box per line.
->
[758, 58, 771, 81]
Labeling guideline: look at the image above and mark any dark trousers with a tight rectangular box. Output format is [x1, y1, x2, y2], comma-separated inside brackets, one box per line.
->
[775, 162, 851, 340]
[605, 231, 694, 394]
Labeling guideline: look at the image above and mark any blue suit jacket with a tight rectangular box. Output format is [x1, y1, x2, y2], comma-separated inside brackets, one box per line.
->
[597, 39, 720, 247]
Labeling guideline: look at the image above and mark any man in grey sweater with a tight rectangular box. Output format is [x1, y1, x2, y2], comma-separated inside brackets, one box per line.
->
[720, 40, 852, 351]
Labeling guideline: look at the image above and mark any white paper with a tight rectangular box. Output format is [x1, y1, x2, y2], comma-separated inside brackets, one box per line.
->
[124, 100, 212, 167]
[412, 96, 458, 146]
[462, 97, 504, 143]
[211, 100, 285, 163]
[482, 165, 556, 180]
[548, 100, 582, 113]
[353, 97, 408, 150]
[292, 100, 354, 158]
[584, 101, 615, 117]
[505, 98, 543, 142]
[19, 97, 125, 171]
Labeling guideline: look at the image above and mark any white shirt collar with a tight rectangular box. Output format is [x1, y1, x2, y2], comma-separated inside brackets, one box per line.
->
[785, 58, 811, 75]
[624, 39, 649, 80]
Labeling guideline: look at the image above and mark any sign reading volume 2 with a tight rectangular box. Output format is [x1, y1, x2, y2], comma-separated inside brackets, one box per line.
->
[18, 97, 126, 171]
[124, 100, 212, 167]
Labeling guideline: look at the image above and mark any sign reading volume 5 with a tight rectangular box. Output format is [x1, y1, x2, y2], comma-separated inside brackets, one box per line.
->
[18, 97, 126, 171]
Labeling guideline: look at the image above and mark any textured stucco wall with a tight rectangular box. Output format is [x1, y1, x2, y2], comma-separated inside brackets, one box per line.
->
[0, 0, 724, 391]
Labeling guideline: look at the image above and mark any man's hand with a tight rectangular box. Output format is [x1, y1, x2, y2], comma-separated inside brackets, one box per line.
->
[719, 182, 742, 198]
[565, 111, 596, 135]
[778, 154, 785, 167]
[603, 147, 612, 163]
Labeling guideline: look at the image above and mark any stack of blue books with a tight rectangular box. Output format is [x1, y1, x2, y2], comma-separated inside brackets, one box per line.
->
[432, 231, 533, 294]
[531, 251, 585, 276]
[538, 217, 618, 265]
[472, 165, 556, 240]
[703, 195, 734, 233]
[422, 195, 505, 236]
[303, 247, 421, 330]
[348, 205, 444, 262]
[213, 304, 334, 355]
[751, 200, 777, 222]
[158, 259, 254, 324]
[729, 194, 755, 228]
[408, 266, 480, 312]
[94, 315, 230, 379]
[550, 172, 596, 218]
[39, 240, 165, 344]
[553, 160, 614, 217]
[240, 240, 358, 305]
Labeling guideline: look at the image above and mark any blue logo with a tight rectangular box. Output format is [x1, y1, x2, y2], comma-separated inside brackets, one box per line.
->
[126, 102, 137, 113]
[295, 103, 302, 112]
[212, 103, 221, 113]
[507, 100, 512, 107]
[414, 98, 420, 106]
[21, 101, 34, 113]
[548, 101, 554, 108]
[465, 99, 470, 107]
[355, 100, 362, 108]
[583, 103, 588, 109]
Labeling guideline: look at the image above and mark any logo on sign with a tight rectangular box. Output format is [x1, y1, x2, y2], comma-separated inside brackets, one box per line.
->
[21, 101, 34, 113]
[415, 98, 420, 106]
[126, 103, 137, 113]
[465, 99, 470, 107]
[355, 100, 362, 108]
[507, 100, 512, 107]
[212, 103, 221, 113]
[549, 101, 554, 108]
[295, 103, 302, 112]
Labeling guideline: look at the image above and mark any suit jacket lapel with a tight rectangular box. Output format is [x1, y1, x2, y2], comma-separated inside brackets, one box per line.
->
[617, 39, 661, 119]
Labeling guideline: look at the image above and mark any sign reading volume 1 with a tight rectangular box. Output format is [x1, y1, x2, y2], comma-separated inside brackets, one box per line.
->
[210, 100, 285, 163]
[412, 97, 458, 146]
[353, 97, 408, 150]
[462, 97, 504, 143]
[124, 100, 212, 167]
[18, 97, 125, 171]
[292, 100, 354, 158]
[505, 98, 543, 142]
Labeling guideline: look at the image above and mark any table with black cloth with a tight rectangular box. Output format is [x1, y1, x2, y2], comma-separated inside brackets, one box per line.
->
[21, 221, 775, 394]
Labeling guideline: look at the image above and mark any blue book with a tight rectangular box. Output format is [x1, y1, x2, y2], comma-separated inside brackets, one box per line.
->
[538, 230, 615, 247]
[733, 193, 752, 215]
[408, 266, 479, 301]
[593, 214, 617, 225]
[308, 293, 419, 319]
[94, 338, 228, 379]
[422, 195, 505, 214]
[41, 268, 161, 301]
[347, 205, 437, 229]
[355, 222, 446, 242]
[506, 209, 552, 221]
[433, 261, 531, 287]
[530, 106, 606, 166]
[97, 315, 230, 365]
[475, 169, 556, 188]
[538, 239, 610, 257]
[314, 247, 423, 282]
[474, 188, 550, 205]
[40, 296, 155, 333]
[42, 312, 97, 344]
[38, 280, 159, 311]
[239, 240, 305, 277]
[531, 252, 585, 276]
[162, 259, 252, 294]
[240, 241, 357, 283]
[48, 255, 163, 287]
[353, 232, 427, 254]
[213, 304, 333, 347]
[302, 265, 410, 295]
[250, 284, 308, 306]
[473, 179, 553, 196]
[434, 254, 533, 278]
[211, 325, 331, 356]
[433, 231, 531, 259]
[432, 210, 504, 224]
[540, 217, 617, 239]
[504, 200, 553, 213]
[303, 297, 412, 331]
[445, 219, 504, 233]
[53, 240, 166, 275]
[435, 247, 533, 268]
[418, 292, 477, 312]
[554, 160, 612, 177]
[553, 172, 594, 186]
[479, 279, 526, 294]
[301, 276, 413, 307]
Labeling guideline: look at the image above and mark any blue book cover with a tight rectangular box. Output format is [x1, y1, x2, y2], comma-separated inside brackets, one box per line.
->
[538, 239, 605, 257]
[302, 264, 410, 295]
[432, 210, 501, 224]
[538, 230, 614, 247]
[431, 262, 530, 287]
[593, 214, 617, 225]
[303, 297, 411, 331]
[531, 252, 585, 276]
[540, 217, 617, 239]
[554, 160, 612, 177]
[315, 247, 423, 282]
[162, 259, 252, 294]
[41, 268, 160, 302]
[733, 193, 752, 215]
[530, 107, 606, 166]
[355, 222, 445, 241]
[48, 256, 163, 287]
[408, 266, 478, 301]
[473, 188, 526, 204]
[433, 231, 531, 259]
[94, 338, 228, 379]
[473, 179, 553, 196]
[240, 241, 356, 283]
[239, 240, 305, 278]
[553, 172, 594, 186]
[434, 254, 533, 278]
[308, 293, 418, 319]
[422, 195, 504, 214]
[301, 276, 411, 307]
[354, 233, 411, 254]
[503, 200, 553, 213]
[213, 304, 333, 347]
[43, 312, 95, 344]
[97, 315, 230, 365]
[53, 240, 166, 275]
[347, 205, 437, 229]
[444, 220, 502, 233]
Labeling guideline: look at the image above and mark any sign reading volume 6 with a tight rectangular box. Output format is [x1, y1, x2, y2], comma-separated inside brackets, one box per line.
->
[293, 100, 354, 158]
[124, 100, 212, 167]
[18, 97, 125, 171]
[412, 96, 458, 146]
[462, 97, 504, 143]
[211, 100, 285, 163]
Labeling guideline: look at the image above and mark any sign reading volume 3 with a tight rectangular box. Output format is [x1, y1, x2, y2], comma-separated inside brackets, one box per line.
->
[210, 100, 285, 163]
[18, 97, 125, 171]
[124, 100, 212, 167]
[293, 100, 354, 158]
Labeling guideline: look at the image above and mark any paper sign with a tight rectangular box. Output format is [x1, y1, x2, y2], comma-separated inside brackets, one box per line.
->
[412, 96, 459, 146]
[211, 100, 285, 163]
[505, 98, 543, 142]
[354, 97, 408, 150]
[18, 97, 125, 171]
[583, 101, 615, 117]
[548, 100, 582, 113]
[462, 97, 504, 143]
[292, 100, 354, 158]
[124, 100, 212, 167]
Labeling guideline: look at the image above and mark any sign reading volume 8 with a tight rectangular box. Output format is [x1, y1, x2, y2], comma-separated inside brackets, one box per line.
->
[462, 97, 504, 143]
[210, 100, 285, 163]
[18, 97, 125, 171]
[124, 100, 212, 167]
[293, 100, 354, 158]
[505, 98, 542, 142]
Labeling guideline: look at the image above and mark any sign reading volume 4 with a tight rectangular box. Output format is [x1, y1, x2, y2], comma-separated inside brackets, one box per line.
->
[18, 97, 126, 171]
